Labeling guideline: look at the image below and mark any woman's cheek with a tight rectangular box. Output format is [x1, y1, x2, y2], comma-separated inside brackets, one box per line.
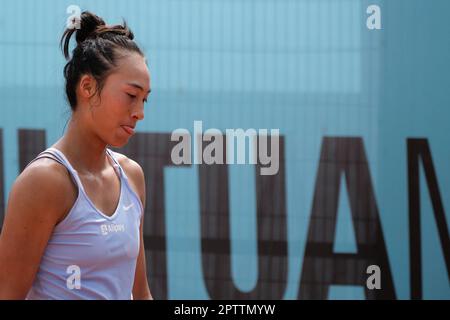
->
[122, 95, 134, 108]
[109, 95, 129, 112]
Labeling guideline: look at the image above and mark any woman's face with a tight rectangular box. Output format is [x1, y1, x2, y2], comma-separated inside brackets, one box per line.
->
[86, 51, 151, 147]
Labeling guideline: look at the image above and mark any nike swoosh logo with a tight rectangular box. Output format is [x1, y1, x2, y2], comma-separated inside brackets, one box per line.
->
[123, 203, 134, 211]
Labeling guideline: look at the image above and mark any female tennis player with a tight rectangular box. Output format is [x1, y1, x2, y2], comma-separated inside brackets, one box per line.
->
[0, 11, 153, 300]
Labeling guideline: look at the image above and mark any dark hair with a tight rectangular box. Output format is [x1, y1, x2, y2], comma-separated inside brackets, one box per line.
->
[60, 11, 144, 111]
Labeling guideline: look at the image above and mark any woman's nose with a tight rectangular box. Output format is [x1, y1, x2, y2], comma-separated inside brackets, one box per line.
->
[131, 104, 144, 120]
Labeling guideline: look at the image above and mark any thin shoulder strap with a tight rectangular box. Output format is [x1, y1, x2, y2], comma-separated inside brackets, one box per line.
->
[24, 150, 65, 171]
[45, 148, 78, 173]
[106, 148, 125, 178]
[42, 148, 86, 190]
[106, 148, 143, 213]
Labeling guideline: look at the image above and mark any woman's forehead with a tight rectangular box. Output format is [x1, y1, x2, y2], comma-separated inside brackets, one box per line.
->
[115, 53, 150, 87]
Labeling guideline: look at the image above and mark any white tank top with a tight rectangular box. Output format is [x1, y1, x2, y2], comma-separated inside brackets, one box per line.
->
[26, 147, 143, 300]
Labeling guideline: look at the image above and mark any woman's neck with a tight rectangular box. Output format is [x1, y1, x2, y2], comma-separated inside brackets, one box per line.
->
[52, 117, 110, 174]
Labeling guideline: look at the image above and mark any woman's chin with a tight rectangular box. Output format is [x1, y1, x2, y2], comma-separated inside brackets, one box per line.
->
[108, 137, 131, 149]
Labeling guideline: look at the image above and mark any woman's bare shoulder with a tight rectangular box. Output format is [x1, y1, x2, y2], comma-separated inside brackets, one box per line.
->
[19, 157, 74, 189]
[8, 158, 77, 221]
[111, 152, 144, 178]
[111, 152, 145, 203]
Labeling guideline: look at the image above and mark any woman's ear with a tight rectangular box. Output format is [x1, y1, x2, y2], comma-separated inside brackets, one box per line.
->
[78, 74, 97, 99]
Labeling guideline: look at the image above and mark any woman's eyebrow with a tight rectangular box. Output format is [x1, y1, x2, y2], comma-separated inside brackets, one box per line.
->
[126, 82, 151, 94]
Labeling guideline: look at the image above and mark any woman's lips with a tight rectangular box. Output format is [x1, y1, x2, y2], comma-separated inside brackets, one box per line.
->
[121, 125, 135, 135]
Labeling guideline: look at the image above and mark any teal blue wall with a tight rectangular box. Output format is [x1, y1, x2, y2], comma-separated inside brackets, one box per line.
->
[0, 0, 448, 299]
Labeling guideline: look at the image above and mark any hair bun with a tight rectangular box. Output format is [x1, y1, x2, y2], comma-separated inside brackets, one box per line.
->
[60, 11, 138, 60]
[75, 11, 106, 44]
[96, 22, 135, 41]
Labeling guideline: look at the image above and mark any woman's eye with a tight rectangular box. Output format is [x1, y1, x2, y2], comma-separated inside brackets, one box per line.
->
[127, 93, 136, 99]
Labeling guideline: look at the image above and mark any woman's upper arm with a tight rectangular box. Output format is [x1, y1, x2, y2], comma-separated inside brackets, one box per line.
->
[0, 163, 71, 299]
